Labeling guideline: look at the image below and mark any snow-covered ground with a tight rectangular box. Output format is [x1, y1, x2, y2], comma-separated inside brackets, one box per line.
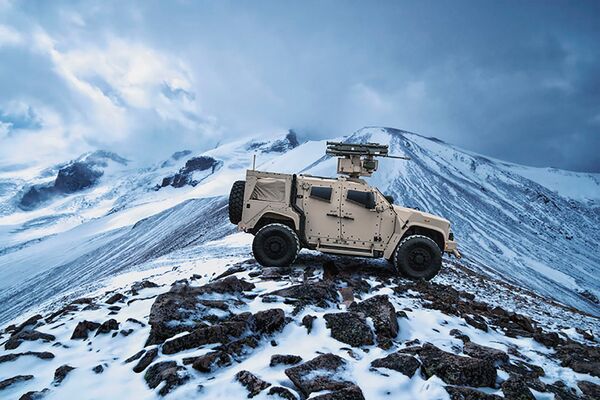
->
[0, 232, 597, 399]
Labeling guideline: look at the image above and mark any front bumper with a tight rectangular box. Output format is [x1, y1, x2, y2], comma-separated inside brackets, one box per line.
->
[444, 240, 461, 259]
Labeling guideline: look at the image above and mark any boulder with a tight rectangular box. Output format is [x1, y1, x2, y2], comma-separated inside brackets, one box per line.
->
[53, 365, 75, 386]
[131, 280, 159, 295]
[267, 386, 298, 400]
[215, 336, 259, 357]
[105, 293, 124, 304]
[285, 354, 353, 396]
[92, 365, 104, 374]
[370, 352, 421, 377]
[235, 370, 271, 398]
[95, 319, 119, 335]
[0, 375, 33, 391]
[146, 278, 254, 345]
[445, 386, 503, 399]
[18, 388, 50, 400]
[71, 320, 101, 340]
[415, 344, 497, 387]
[125, 350, 146, 363]
[191, 351, 231, 372]
[269, 282, 339, 307]
[578, 380, 600, 399]
[162, 318, 249, 354]
[311, 385, 365, 400]
[463, 342, 509, 364]
[0, 351, 54, 364]
[144, 361, 190, 396]
[133, 348, 158, 373]
[270, 354, 303, 367]
[555, 340, 600, 377]
[348, 295, 399, 348]
[253, 309, 286, 334]
[5, 330, 55, 350]
[323, 312, 374, 347]
[301, 315, 316, 334]
[501, 376, 535, 400]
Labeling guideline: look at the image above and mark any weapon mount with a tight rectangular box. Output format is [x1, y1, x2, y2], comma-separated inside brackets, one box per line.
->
[326, 142, 410, 178]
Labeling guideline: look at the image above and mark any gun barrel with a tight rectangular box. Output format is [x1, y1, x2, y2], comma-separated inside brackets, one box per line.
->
[385, 155, 411, 160]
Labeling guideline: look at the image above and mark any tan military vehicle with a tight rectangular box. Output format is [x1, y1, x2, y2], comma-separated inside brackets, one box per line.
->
[228, 142, 460, 280]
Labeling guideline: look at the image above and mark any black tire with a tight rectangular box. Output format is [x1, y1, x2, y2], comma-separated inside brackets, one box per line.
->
[394, 235, 442, 280]
[228, 180, 245, 224]
[252, 223, 300, 268]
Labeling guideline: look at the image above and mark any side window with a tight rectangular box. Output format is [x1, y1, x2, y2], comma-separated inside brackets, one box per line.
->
[310, 186, 332, 202]
[347, 189, 376, 209]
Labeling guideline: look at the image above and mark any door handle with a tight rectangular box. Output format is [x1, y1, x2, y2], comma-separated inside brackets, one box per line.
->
[341, 215, 355, 220]
[326, 213, 339, 218]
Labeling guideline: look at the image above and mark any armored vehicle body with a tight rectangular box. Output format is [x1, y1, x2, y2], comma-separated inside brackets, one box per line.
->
[228, 142, 460, 280]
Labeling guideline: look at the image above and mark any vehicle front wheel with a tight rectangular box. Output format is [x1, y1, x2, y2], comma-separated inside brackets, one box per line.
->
[252, 223, 300, 268]
[394, 235, 442, 280]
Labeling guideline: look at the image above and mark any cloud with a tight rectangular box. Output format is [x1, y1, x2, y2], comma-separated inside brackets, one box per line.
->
[0, 1, 599, 171]
[0, 24, 22, 46]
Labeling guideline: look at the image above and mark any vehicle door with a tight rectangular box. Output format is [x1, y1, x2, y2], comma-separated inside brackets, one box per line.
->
[302, 179, 342, 245]
[339, 182, 388, 251]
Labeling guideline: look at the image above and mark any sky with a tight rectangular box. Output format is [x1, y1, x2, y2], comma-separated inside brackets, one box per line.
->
[0, 0, 599, 172]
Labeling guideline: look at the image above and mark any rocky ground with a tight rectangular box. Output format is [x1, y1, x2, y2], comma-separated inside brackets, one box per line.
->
[0, 234, 599, 399]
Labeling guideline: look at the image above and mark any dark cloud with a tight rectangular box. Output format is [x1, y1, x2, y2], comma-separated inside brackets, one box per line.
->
[0, 0, 599, 171]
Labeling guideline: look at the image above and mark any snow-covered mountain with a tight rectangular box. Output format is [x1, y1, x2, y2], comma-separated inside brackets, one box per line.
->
[0, 127, 598, 323]
[0, 127, 598, 399]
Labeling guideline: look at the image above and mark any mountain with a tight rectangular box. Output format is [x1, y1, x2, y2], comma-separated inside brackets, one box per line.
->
[0, 127, 598, 399]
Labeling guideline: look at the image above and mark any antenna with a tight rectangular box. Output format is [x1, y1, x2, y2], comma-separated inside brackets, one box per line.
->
[326, 141, 410, 178]
[252, 154, 256, 170]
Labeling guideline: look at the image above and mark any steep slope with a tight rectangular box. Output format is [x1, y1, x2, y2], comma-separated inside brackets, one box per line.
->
[0, 234, 597, 400]
[261, 127, 600, 315]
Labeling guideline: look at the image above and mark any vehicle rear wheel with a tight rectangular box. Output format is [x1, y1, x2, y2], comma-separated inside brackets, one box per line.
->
[252, 223, 300, 268]
[228, 180, 245, 224]
[394, 235, 442, 280]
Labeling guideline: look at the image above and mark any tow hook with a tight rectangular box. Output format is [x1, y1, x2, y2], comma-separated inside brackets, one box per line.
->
[452, 249, 462, 259]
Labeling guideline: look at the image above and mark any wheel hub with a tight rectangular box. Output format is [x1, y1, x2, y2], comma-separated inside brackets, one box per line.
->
[264, 236, 286, 259]
[409, 248, 431, 271]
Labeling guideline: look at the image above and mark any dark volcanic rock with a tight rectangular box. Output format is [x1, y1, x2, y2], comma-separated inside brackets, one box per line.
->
[5, 329, 55, 350]
[463, 342, 509, 364]
[71, 320, 101, 340]
[53, 365, 75, 386]
[0, 375, 33, 391]
[125, 350, 146, 363]
[533, 331, 562, 348]
[270, 354, 302, 367]
[12, 314, 43, 334]
[146, 277, 255, 345]
[269, 281, 338, 307]
[235, 370, 271, 398]
[450, 328, 471, 343]
[144, 361, 190, 396]
[501, 376, 535, 400]
[160, 156, 221, 188]
[285, 354, 352, 396]
[191, 351, 231, 372]
[215, 335, 260, 357]
[323, 312, 374, 347]
[133, 348, 158, 373]
[162, 317, 249, 355]
[414, 343, 497, 387]
[301, 315, 316, 334]
[253, 309, 286, 334]
[555, 340, 600, 377]
[370, 352, 421, 377]
[95, 319, 119, 335]
[311, 384, 365, 400]
[18, 388, 50, 400]
[349, 295, 399, 349]
[0, 351, 54, 364]
[578, 380, 600, 399]
[464, 315, 489, 332]
[131, 280, 159, 295]
[92, 365, 104, 374]
[445, 386, 503, 400]
[54, 162, 103, 193]
[267, 386, 297, 400]
[105, 293, 125, 304]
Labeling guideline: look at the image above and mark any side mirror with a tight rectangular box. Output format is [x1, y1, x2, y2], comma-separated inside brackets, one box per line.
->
[384, 195, 394, 204]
